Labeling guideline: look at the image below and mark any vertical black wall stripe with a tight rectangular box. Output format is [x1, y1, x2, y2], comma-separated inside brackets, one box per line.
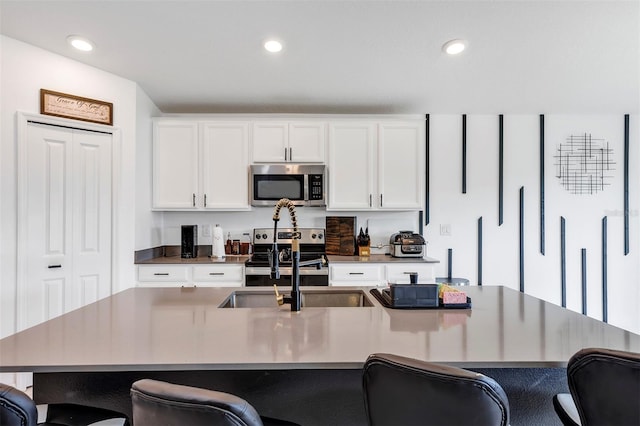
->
[425, 114, 430, 226]
[477, 217, 483, 286]
[447, 248, 453, 279]
[499, 114, 504, 226]
[539, 114, 546, 255]
[624, 114, 629, 255]
[560, 217, 566, 308]
[602, 216, 608, 323]
[519, 186, 525, 293]
[581, 248, 587, 315]
[462, 114, 467, 194]
[418, 211, 423, 236]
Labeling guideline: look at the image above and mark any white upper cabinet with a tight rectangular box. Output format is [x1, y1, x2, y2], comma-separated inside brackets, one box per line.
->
[153, 119, 250, 210]
[153, 121, 199, 209]
[201, 122, 250, 209]
[328, 120, 425, 211]
[252, 121, 325, 163]
[377, 121, 425, 209]
[327, 122, 376, 209]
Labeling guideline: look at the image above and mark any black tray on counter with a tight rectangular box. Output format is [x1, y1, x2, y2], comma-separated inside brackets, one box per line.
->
[369, 288, 472, 310]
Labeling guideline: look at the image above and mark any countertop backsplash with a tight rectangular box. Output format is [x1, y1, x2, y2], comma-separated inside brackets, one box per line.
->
[157, 209, 422, 256]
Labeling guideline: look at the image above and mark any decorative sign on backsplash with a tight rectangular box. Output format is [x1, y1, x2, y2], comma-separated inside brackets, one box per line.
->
[554, 133, 615, 194]
[40, 89, 113, 125]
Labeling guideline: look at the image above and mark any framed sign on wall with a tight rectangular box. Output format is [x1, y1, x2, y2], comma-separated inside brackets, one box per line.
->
[40, 89, 113, 126]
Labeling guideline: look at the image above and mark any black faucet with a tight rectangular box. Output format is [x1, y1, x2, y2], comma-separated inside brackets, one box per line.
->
[270, 198, 323, 312]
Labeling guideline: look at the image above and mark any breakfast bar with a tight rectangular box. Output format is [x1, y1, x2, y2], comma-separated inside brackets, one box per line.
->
[1, 285, 638, 425]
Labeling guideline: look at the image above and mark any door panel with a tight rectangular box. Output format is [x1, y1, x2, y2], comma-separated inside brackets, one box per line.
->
[22, 123, 112, 330]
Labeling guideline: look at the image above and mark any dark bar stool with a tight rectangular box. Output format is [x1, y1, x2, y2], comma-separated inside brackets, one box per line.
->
[131, 379, 300, 426]
[553, 347, 640, 426]
[0, 382, 129, 426]
[362, 353, 509, 426]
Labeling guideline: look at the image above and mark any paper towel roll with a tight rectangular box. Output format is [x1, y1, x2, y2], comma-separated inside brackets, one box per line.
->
[212, 224, 225, 258]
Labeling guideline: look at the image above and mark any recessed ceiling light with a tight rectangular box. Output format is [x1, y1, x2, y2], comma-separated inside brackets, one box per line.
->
[264, 40, 283, 53]
[442, 39, 467, 55]
[67, 35, 94, 52]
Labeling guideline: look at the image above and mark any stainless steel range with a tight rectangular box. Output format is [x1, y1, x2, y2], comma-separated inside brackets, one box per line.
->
[244, 227, 328, 286]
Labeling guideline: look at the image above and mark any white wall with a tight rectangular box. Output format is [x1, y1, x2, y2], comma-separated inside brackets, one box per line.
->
[0, 35, 140, 338]
[135, 86, 163, 250]
[427, 114, 639, 333]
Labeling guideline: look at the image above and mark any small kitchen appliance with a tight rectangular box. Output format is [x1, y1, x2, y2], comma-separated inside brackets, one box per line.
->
[389, 231, 425, 258]
[244, 227, 328, 286]
[250, 164, 325, 207]
[181, 225, 198, 259]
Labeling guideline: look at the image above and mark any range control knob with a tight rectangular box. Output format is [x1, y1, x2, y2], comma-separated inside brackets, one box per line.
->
[318, 233, 323, 239]
[311, 233, 317, 239]
[255, 234, 261, 240]
[262, 234, 268, 240]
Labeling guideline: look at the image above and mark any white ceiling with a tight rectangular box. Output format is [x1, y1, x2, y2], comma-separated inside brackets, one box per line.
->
[1, 0, 638, 114]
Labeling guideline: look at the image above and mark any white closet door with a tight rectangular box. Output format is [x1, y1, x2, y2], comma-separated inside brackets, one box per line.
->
[71, 130, 112, 310]
[22, 123, 112, 329]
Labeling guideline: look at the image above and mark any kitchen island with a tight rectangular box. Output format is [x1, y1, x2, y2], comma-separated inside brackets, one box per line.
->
[1, 285, 637, 425]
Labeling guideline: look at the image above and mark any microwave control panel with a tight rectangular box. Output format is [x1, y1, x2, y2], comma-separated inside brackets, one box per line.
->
[309, 174, 324, 200]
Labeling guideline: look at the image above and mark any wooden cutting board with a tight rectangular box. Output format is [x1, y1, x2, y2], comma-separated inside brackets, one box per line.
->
[325, 216, 356, 255]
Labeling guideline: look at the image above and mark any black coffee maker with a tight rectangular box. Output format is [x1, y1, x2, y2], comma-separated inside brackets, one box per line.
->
[181, 225, 198, 258]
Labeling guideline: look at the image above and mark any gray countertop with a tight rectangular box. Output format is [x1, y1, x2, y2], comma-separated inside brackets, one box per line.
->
[136, 253, 438, 265]
[1, 286, 637, 373]
[327, 254, 439, 263]
[136, 254, 250, 265]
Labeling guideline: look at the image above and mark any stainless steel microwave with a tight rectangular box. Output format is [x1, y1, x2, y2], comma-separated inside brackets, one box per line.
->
[250, 164, 326, 207]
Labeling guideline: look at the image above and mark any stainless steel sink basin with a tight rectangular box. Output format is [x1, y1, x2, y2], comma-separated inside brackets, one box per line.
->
[219, 289, 374, 308]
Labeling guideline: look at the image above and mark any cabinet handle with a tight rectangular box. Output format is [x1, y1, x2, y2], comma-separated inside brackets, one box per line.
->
[369, 194, 372, 207]
[192, 193, 196, 207]
[403, 272, 418, 275]
[284, 148, 288, 161]
[209, 272, 225, 276]
[380, 194, 383, 207]
[289, 147, 292, 161]
[154, 273, 170, 276]
[204, 194, 207, 208]
[48, 264, 62, 269]
[349, 272, 364, 275]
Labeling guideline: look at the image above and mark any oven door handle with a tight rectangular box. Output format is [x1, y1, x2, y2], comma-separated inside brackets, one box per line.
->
[245, 267, 328, 276]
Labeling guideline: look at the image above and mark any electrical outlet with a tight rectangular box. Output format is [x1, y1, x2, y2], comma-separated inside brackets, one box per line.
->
[440, 224, 452, 236]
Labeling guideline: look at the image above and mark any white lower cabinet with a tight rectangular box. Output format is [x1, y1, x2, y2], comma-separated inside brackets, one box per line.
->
[329, 262, 436, 286]
[192, 265, 244, 287]
[137, 265, 243, 287]
[329, 264, 384, 287]
[385, 264, 436, 284]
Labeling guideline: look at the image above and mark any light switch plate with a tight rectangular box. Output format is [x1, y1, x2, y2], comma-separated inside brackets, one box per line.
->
[440, 224, 451, 236]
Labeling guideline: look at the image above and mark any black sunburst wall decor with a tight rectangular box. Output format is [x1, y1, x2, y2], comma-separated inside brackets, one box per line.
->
[554, 133, 615, 194]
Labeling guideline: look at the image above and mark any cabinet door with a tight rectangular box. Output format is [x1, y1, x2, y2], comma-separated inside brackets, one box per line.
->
[385, 264, 435, 284]
[201, 122, 250, 209]
[252, 122, 288, 162]
[193, 265, 244, 287]
[153, 121, 199, 209]
[327, 122, 376, 210]
[289, 122, 325, 163]
[138, 265, 190, 284]
[330, 264, 384, 286]
[378, 122, 425, 209]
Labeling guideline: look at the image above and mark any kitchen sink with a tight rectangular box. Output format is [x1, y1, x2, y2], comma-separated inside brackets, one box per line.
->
[219, 289, 374, 308]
